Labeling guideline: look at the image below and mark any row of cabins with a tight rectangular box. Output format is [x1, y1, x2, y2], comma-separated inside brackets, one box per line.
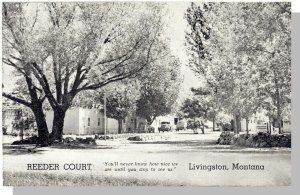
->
[45, 107, 179, 135]
[3, 106, 180, 135]
[3, 106, 291, 135]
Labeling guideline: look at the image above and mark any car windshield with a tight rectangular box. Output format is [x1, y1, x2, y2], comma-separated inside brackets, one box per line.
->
[161, 122, 170, 124]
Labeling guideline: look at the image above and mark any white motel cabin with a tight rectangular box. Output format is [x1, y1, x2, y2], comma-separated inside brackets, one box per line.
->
[45, 107, 119, 135]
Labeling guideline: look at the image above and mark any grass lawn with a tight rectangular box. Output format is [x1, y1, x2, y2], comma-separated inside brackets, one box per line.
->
[3, 171, 183, 186]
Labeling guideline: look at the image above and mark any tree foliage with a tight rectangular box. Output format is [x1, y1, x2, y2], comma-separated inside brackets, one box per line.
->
[185, 2, 291, 133]
[2, 2, 168, 142]
[180, 98, 206, 119]
[136, 56, 182, 124]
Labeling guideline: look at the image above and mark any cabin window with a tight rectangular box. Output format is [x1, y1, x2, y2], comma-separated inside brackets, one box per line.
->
[88, 118, 90, 126]
[123, 118, 126, 123]
[98, 118, 100, 126]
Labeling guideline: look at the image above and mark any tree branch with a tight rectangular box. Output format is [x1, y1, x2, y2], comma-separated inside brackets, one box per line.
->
[76, 37, 156, 92]
[2, 58, 27, 76]
[2, 92, 31, 107]
[30, 62, 59, 108]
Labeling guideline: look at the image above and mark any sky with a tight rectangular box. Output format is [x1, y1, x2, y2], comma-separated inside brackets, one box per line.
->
[164, 2, 204, 102]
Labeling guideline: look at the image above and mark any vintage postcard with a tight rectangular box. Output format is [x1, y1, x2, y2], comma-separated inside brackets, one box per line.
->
[1, 1, 291, 186]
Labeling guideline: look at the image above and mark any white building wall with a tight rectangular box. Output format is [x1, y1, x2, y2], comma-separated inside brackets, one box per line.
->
[78, 108, 85, 135]
[107, 118, 118, 134]
[65, 108, 80, 134]
[46, 108, 80, 135]
[46, 108, 118, 135]
[80, 108, 104, 135]
[78, 108, 119, 135]
[124, 115, 147, 133]
[283, 121, 291, 133]
[240, 119, 258, 133]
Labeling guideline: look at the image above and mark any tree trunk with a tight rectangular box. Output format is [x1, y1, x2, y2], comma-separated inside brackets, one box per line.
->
[193, 118, 198, 134]
[233, 116, 237, 134]
[146, 115, 156, 126]
[212, 117, 215, 131]
[246, 118, 249, 135]
[273, 68, 282, 134]
[236, 115, 241, 134]
[50, 109, 66, 142]
[201, 125, 205, 134]
[118, 119, 122, 134]
[276, 94, 282, 134]
[268, 116, 272, 134]
[4, 75, 50, 146]
[32, 104, 49, 146]
[220, 123, 224, 132]
[27, 75, 50, 145]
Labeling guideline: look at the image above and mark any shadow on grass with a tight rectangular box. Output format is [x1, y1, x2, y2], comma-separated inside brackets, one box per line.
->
[2, 142, 116, 156]
[2, 144, 46, 155]
[50, 144, 115, 150]
[131, 140, 291, 154]
[132, 140, 217, 146]
[175, 131, 217, 135]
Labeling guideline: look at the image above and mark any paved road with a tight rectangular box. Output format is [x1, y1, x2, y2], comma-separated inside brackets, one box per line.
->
[3, 131, 291, 186]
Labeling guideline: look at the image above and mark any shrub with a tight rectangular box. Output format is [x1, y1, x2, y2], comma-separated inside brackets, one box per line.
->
[217, 132, 235, 145]
[218, 132, 291, 148]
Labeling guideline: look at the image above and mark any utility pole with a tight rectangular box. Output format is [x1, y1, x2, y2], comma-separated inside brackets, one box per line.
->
[104, 92, 107, 141]
[17, 109, 24, 143]
[20, 118, 24, 142]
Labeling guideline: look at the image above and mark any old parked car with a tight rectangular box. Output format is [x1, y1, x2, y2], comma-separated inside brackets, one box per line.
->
[158, 121, 171, 132]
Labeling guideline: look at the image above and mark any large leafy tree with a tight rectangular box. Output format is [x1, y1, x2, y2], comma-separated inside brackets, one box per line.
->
[72, 80, 140, 133]
[2, 2, 167, 143]
[185, 2, 291, 134]
[236, 3, 291, 133]
[180, 97, 207, 134]
[191, 87, 219, 131]
[104, 80, 140, 133]
[180, 98, 207, 120]
[136, 56, 182, 124]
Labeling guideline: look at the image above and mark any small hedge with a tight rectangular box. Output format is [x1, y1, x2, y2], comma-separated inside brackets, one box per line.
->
[217, 132, 291, 148]
[11, 136, 97, 145]
[62, 137, 96, 145]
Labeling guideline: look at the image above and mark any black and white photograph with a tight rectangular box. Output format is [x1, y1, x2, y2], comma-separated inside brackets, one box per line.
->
[1, 1, 291, 186]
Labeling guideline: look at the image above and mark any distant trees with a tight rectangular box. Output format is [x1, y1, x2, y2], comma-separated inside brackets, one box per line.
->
[180, 98, 207, 134]
[2, 2, 170, 144]
[185, 2, 291, 134]
[181, 98, 206, 121]
[191, 87, 218, 131]
[136, 56, 182, 124]
[104, 80, 140, 133]
[70, 80, 140, 133]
